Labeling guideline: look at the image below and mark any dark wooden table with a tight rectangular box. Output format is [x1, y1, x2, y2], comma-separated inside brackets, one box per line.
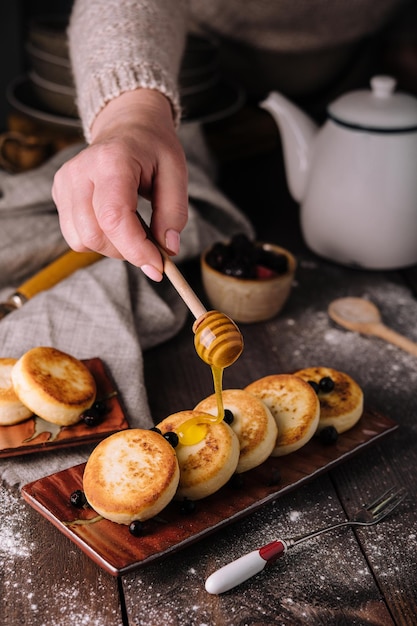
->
[2, 127, 417, 626]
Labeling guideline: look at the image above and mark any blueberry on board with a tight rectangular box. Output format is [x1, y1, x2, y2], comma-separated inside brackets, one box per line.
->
[82, 407, 103, 427]
[180, 498, 197, 515]
[92, 399, 108, 414]
[129, 520, 144, 536]
[229, 473, 245, 489]
[267, 469, 282, 486]
[319, 426, 339, 445]
[70, 490, 87, 508]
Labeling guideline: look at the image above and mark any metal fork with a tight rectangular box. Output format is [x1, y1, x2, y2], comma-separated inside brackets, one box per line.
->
[205, 487, 406, 594]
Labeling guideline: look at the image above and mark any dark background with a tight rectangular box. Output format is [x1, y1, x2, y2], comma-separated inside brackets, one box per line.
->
[0, 1, 73, 131]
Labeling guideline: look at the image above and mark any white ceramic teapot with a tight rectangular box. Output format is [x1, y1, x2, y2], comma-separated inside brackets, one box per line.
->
[260, 76, 417, 269]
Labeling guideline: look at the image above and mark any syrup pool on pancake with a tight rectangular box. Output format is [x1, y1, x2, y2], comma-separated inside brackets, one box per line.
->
[176, 310, 244, 446]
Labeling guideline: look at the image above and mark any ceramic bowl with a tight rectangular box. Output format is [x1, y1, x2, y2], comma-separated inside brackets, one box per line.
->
[201, 242, 296, 323]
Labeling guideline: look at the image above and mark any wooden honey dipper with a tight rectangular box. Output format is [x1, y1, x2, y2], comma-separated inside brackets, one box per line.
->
[138, 214, 243, 368]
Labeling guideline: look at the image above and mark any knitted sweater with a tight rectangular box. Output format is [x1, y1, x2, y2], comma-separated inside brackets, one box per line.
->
[68, 0, 408, 140]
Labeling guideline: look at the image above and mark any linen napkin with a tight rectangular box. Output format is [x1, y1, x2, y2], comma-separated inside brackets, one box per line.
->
[0, 123, 254, 487]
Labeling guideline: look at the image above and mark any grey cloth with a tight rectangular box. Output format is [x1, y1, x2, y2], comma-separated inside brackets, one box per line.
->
[0, 124, 254, 487]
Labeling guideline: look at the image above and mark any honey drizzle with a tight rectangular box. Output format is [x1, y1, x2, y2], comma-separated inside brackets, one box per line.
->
[213, 366, 224, 417]
[63, 515, 103, 527]
[176, 365, 224, 446]
[175, 310, 243, 446]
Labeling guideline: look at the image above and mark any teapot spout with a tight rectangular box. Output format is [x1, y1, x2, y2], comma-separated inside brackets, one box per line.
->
[260, 92, 318, 202]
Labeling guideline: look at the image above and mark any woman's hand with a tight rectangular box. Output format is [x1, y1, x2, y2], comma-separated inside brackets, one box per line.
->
[52, 89, 188, 281]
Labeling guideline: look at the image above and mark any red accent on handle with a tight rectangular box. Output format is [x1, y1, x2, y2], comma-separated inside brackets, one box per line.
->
[259, 540, 287, 565]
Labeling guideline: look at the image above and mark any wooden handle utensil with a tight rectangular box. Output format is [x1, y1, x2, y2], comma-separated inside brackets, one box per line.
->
[328, 297, 417, 357]
[0, 250, 103, 320]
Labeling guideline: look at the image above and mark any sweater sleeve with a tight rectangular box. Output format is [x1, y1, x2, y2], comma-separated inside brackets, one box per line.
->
[68, 0, 188, 142]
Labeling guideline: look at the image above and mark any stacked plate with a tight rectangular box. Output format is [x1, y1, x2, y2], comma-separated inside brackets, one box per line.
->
[6, 15, 79, 129]
[7, 16, 244, 129]
[26, 15, 77, 118]
[179, 34, 245, 123]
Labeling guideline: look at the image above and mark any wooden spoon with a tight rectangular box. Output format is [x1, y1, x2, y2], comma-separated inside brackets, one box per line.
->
[328, 297, 417, 357]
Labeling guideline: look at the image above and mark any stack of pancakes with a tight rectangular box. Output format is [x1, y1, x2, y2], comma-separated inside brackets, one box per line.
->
[0, 345, 364, 525]
[0, 347, 96, 427]
[83, 366, 364, 526]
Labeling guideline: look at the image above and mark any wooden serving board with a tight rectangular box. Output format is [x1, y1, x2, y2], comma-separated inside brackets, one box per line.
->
[0, 358, 129, 457]
[21, 407, 397, 576]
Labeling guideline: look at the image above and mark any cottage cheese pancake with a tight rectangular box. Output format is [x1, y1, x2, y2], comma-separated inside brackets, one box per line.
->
[195, 389, 277, 473]
[157, 410, 240, 500]
[294, 366, 364, 433]
[11, 347, 96, 426]
[83, 429, 180, 524]
[0, 358, 33, 425]
[245, 374, 320, 456]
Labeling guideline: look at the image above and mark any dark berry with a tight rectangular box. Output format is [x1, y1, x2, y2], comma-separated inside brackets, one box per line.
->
[149, 427, 162, 435]
[223, 258, 254, 279]
[229, 473, 244, 489]
[255, 248, 288, 275]
[205, 233, 256, 278]
[205, 243, 231, 271]
[223, 409, 234, 424]
[129, 520, 144, 536]
[230, 233, 252, 254]
[206, 234, 289, 282]
[180, 498, 196, 515]
[319, 377, 335, 393]
[319, 426, 339, 445]
[92, 399, 108, 414]
[308, 380, 320, 394]
[70, 490, 87, 508]
[82, 407, 103, 427]
[163, 431, 179, 448]
[267, 469, 282, 486]
[230, 234, 256, 269]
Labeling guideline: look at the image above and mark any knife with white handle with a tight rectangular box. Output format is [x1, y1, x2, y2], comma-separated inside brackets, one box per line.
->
[205, 540, 287, 594]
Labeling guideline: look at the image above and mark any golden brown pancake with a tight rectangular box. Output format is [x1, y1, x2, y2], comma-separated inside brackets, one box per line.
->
[294, 366, 364, 433]
[195, 389, 277, 473]
[157, 410, 240, 500]
[11, 347, 96, 426]
[83, 429, 180, 524]
[0, 358, 33, 425]
[245, 374, 320, 456]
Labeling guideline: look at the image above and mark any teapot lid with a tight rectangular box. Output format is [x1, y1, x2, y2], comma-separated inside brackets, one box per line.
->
[328, 76, 417, 131]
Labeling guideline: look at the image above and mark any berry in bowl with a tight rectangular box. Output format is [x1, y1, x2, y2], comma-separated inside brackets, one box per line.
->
[201, 234, 296, 323]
